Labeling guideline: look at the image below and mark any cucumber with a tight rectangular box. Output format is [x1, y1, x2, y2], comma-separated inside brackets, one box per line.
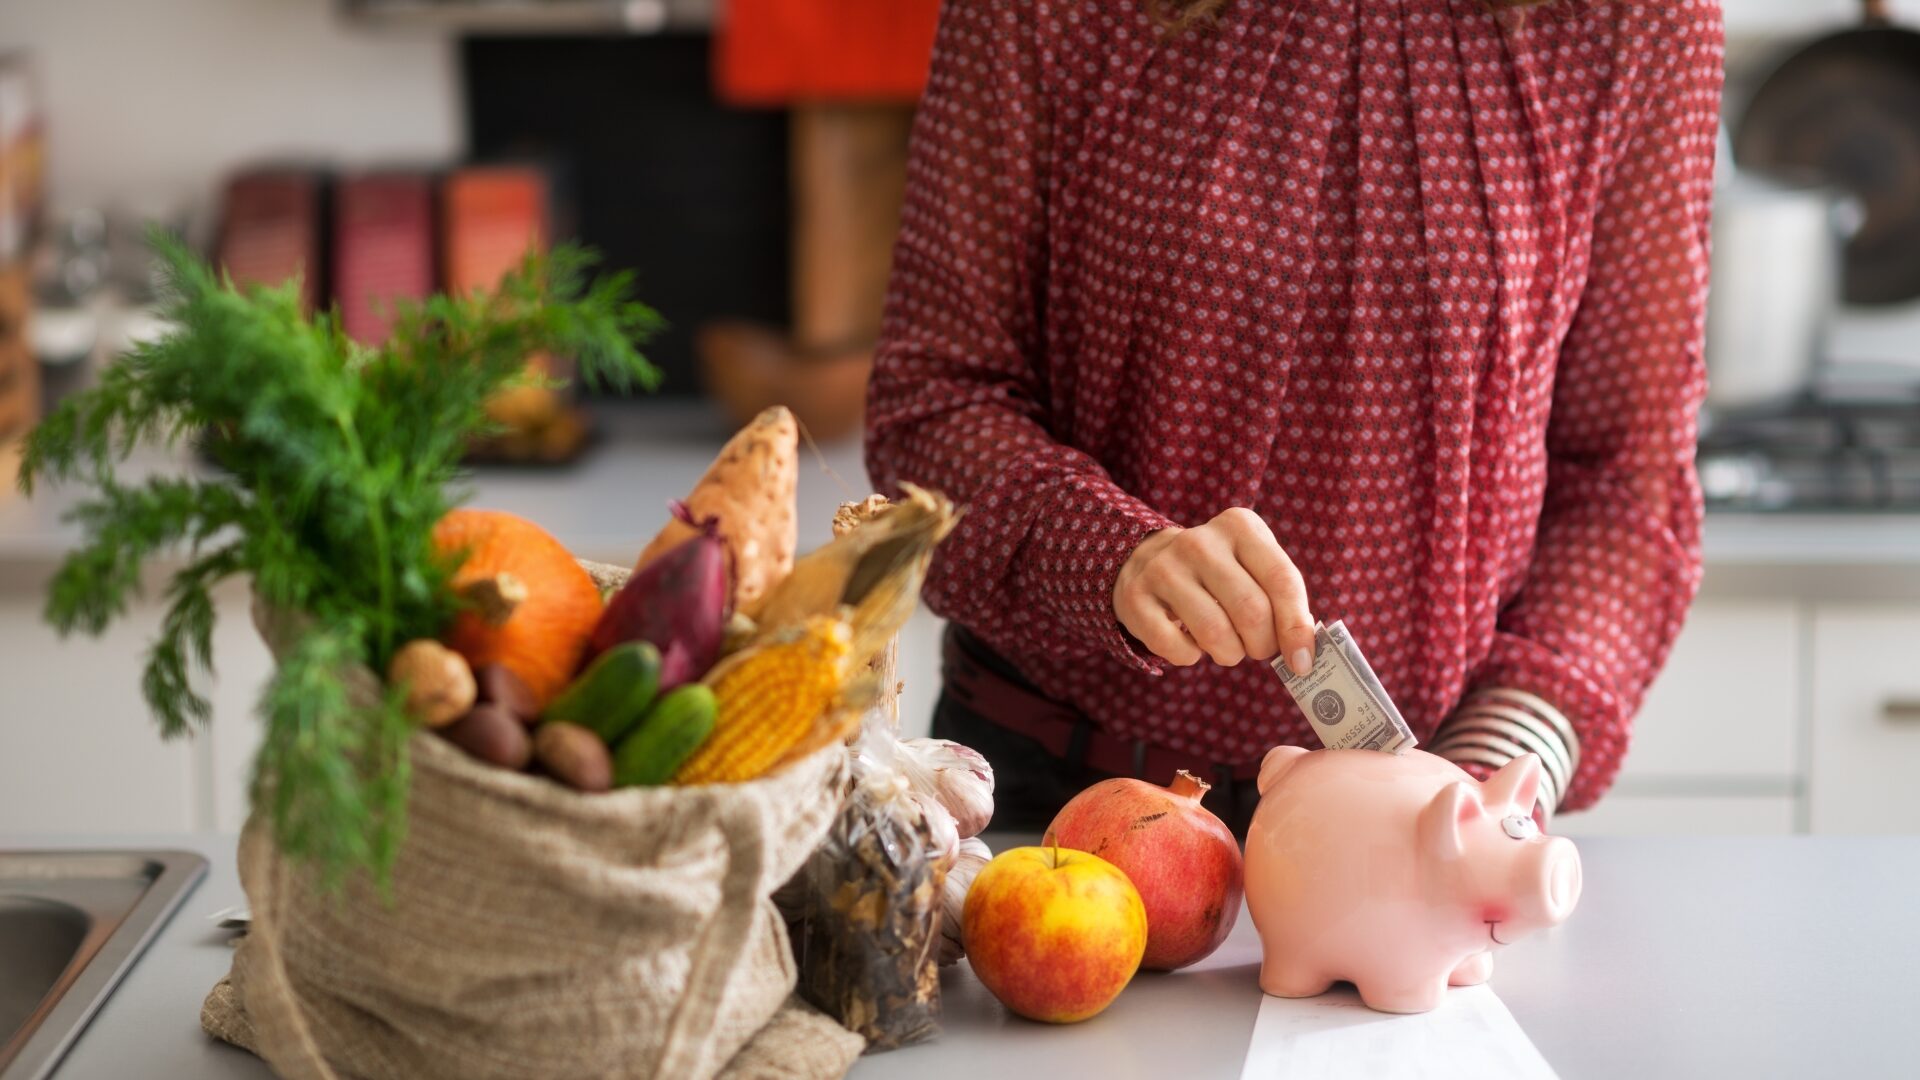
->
[543, 641, 661, 745]
[613, 685, 718, 787]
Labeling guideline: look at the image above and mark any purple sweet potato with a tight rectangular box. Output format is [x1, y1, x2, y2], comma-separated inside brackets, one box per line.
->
[588, 508, 731, 689]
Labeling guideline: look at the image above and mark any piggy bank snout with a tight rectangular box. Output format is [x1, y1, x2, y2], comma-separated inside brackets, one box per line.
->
[1516, 836, 1582, 930]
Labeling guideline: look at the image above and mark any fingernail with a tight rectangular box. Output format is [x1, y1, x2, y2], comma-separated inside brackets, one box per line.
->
[1290, 648, 1313, 676]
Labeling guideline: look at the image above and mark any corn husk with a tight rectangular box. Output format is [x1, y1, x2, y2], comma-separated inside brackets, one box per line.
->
[832, 494, 893, 537]
[833, 495, 901, 725]
[750, 484, 957, 676]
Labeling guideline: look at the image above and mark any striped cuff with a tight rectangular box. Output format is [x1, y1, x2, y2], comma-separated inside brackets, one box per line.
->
[1432, 688, 1579, 813]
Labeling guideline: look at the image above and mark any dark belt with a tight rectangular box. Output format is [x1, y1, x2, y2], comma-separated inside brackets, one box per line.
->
[941, 627, 1263, 789]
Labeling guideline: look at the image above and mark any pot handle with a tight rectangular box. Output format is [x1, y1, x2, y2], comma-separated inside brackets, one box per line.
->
[1865, 0, 1892, 25]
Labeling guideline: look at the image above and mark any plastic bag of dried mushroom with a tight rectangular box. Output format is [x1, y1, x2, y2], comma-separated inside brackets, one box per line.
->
[788, 493, 995, 1050]
[795, 718, 952, 1050]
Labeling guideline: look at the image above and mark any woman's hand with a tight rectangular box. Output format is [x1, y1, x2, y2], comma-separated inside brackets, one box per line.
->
[1113, 508, 1317, 674]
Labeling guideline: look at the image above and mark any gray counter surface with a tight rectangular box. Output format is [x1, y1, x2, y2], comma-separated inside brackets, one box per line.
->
[9, 832, 1918, 1080]
[6, 401, 1920, 598]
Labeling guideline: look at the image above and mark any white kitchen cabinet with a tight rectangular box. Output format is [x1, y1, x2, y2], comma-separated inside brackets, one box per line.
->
[1575, 599, 1809, 835]
[203, 586, 275, 833]
[1556, 794, 1798, 837]
[1, 584, 194, 834]
[1809, 608, 1920, 833]
[1627, 600, 1804, 781]
[0, 574, 270, 835]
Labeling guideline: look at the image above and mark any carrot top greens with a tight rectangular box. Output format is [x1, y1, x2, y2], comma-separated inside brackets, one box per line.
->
[20, 234, 660, 885]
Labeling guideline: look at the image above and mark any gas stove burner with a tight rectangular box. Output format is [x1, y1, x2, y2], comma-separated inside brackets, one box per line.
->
[1698, 386, 1920, 512]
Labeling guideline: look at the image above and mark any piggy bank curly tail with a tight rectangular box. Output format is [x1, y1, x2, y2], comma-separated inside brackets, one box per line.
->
[1257, 745, 1310, 796]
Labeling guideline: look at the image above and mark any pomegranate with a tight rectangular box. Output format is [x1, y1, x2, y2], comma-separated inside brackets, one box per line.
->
[1045, 770, 1243, 971]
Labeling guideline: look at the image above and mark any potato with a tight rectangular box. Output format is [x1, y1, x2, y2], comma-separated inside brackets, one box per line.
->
[440, 703, 533, 770]
[388, 639, 476, 728]
[533, 722, 614, 793]
[474, 662, 540, 724]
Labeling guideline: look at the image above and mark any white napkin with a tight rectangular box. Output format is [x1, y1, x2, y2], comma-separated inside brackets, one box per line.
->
[1239, 984, 1557, 1080]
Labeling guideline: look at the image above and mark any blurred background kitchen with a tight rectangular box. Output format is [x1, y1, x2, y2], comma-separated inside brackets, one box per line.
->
[2, 0, 1917, 839]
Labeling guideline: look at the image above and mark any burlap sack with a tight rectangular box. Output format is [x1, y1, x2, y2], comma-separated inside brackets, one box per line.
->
[204, 734, 853, 1080]
[202, 564, 862, 1079]
[202, 976, 865, 1080]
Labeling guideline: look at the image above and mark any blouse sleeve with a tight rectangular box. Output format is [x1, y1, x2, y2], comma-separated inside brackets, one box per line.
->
[1463, 7, 1724, 811]
[864, 0, 1175, 669]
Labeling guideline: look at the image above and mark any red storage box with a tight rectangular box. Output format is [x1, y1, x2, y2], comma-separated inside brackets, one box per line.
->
[442, 166, 548, 296]
[715, 0, 941, 105]
[216, 168, 324, 314]
[333, 173, 435, 345]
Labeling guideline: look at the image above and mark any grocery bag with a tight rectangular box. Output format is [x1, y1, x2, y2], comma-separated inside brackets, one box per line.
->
[200, 564, 860, 1080]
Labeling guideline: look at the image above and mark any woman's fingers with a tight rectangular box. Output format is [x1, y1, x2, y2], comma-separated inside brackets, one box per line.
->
[1193, 542, 1278, 661]
[1113, 511, 1315, 670]
[1114, 529, 1201, 664]
[1155, 570, 1246, 666]
[1214, 508, 1316, 674]
[1116, 581, 1204, 666]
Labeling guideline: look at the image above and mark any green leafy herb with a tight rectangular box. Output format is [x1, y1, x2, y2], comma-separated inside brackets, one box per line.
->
[20, 233, 661, 884]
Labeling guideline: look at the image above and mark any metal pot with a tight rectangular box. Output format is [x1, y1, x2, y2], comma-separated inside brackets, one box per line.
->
[1733, 0, 1920, 306]
[1705, 171, 1860, 410]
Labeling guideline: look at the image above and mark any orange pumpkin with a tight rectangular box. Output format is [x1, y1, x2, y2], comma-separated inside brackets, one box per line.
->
[432, 509, 603, 708]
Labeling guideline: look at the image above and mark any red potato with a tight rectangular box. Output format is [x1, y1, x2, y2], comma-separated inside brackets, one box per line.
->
[474, 663, 540, 724]
[440, 703, 533, 770]
[533, 722, 614, 792]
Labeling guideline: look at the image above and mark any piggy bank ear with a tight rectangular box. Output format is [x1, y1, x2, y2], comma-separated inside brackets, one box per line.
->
[1419, 781, 1486, 862]
[1482, 754, 1544, 814]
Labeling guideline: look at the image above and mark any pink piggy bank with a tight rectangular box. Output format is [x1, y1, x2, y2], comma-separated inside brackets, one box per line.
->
[1244, 747, 1581, 1014]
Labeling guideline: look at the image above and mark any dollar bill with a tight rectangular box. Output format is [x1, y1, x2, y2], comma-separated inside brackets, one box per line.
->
[1269, 620, 1417, 754]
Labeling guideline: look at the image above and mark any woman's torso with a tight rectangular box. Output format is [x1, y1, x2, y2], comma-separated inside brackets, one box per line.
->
[968, 0, 1677, 763]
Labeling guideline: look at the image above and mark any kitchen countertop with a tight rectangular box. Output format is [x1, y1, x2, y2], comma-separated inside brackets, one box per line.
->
[5, 400, 1920, 590]
[12, 832, 1918, 1079]
[0, 402, 872, 570]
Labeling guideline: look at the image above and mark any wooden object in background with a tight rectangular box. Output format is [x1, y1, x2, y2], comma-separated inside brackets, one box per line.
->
[791, 104, 912, 358]
[700, 105, 913, 443]
[0, 264, 37, 497]
[702, 0, 935, 441]
[0, 53, 45, 267]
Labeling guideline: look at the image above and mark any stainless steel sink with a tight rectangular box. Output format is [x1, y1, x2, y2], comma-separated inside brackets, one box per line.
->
[0, 852, 206, 1080]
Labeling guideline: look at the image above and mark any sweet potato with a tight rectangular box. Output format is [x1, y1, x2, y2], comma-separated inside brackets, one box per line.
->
[635, 405, 797, 611]
[592, 512, 731, 688]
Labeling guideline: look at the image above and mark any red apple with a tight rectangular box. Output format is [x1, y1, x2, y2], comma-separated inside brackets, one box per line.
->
[1046, 770, 1243, 970]
[962, 846, 1147, 1023]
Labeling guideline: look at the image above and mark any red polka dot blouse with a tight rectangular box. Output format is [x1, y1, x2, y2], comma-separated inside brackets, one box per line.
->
[865, 0, 1724, 811]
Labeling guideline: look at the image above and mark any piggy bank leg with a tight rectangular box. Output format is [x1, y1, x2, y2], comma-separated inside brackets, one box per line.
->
[1355, 974, 1450, 1014]
[1448, 951, 1494, 987]
[1259, 959, 1336, 999]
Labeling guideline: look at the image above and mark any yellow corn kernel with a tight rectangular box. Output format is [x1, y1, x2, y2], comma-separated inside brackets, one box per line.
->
[675, 614, 851, 784]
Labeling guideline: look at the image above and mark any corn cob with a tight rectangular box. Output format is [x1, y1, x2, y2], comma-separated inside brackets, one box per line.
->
[674, 613, 852, 784]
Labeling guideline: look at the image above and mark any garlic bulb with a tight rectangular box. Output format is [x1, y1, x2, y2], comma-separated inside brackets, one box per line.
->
[909, 791, 960, 870]
[938, 837, 993, 966]
[899, 738, 996, 839]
